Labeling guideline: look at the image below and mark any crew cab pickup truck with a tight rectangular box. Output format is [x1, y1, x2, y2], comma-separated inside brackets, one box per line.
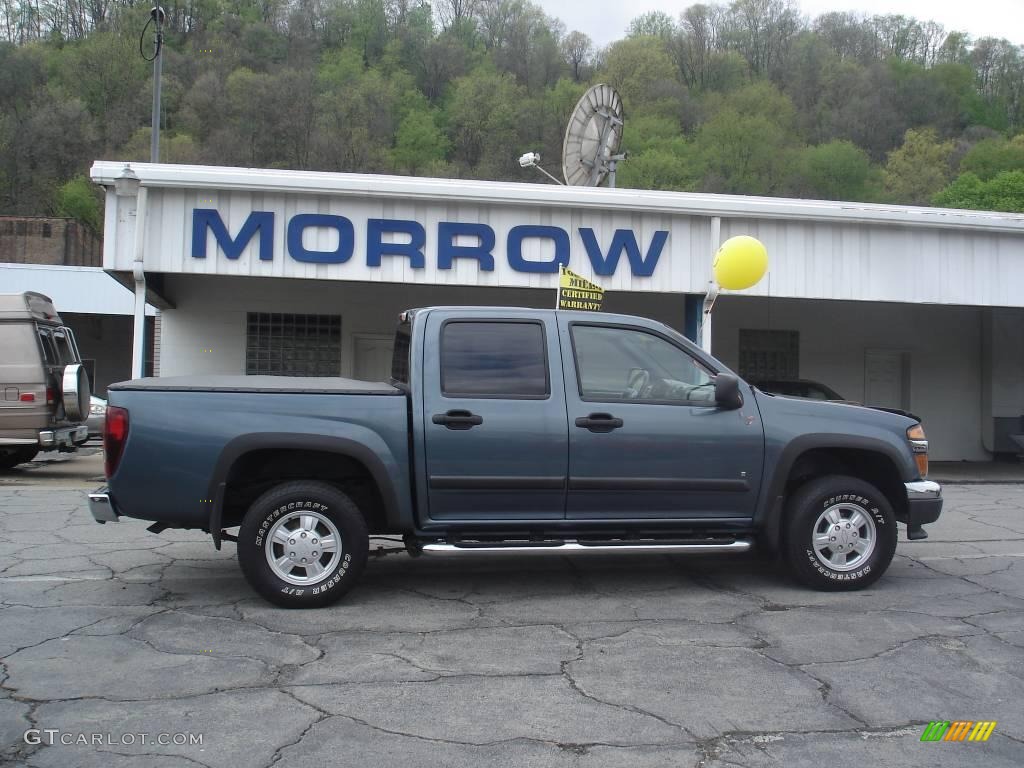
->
[88, 307, 942, 608]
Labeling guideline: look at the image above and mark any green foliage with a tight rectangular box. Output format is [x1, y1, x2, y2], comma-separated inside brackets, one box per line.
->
[933, 170, 1024, 212]
[53, 176, 101, 232]
[959, 136, 1024, 180]
[600, 36, 679, 113]
[447, 64, 526, 176]
[883, 128, 955, 204]
[791, 141, 878, 200]
[392, 108, 449, 174]
[627, 12, 676, 40]
[1, 0, 1024, 218]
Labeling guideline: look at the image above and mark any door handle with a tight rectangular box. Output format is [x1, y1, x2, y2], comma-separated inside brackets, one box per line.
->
[432, 409, 483, 430]
[575, 413, 623, 432]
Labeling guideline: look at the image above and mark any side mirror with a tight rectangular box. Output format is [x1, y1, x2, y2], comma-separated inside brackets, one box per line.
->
[714, 373, 743, 410]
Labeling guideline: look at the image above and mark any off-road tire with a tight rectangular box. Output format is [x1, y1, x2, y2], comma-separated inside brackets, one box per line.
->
[238, 481, 368, 608]
[783, 474, 897, 591]
[0, 448, 40, 470]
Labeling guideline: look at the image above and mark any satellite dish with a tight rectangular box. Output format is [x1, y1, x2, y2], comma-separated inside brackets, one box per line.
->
[562, 84, 625, 187]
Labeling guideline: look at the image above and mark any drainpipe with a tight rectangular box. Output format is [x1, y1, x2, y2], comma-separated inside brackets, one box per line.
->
[131, 186, 149, 379]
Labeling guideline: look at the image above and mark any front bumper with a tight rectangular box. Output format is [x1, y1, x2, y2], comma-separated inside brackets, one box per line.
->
[904, 480, 942, 537]
[40, 425, 89, 449]
[88, 488, 120, 524]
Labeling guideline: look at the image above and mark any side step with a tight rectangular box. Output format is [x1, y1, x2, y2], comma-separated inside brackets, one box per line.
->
[420, 539, 752, 557]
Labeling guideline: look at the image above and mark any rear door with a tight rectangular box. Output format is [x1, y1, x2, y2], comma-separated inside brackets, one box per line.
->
[559, 318, 764, 521]
[422, 314, 568, 522]
[0, 323, 48, 434]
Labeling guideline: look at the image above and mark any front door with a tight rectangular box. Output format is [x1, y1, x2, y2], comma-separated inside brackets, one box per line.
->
[560, 319, 764, 520]
[422, 315, 568, 522]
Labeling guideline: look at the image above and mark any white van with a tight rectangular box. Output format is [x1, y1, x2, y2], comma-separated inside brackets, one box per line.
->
[0, 292, 90, 469]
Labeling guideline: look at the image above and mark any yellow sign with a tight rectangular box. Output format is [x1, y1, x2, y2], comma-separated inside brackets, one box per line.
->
[557, 266, 604, 311]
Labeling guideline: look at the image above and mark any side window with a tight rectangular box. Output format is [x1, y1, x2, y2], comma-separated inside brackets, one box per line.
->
[441, 321, 548, 398]
[572, 325, 716, 404]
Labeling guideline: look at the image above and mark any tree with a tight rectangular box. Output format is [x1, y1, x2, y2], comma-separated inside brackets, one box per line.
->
[959, 136, 1024, 180]
[446, 64, 527, 176]
[672, 3, 723, 89]
[883, 128, 955, 204]
[617, 115, 700, 191]
[722, 0, 802, 79]
[627, 11, 675, 40]
[600, 36, 679, 113]
[933, 170, 1024, 212]
[53, 175, 102, 232]
[790, 140, 877, 200]
[695, 81, 800, 194]
[392, 108, 449, 173]
[561, 30, 592, 82]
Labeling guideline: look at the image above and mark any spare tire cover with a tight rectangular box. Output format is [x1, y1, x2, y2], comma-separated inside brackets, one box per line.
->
[62, 363, 91, 422]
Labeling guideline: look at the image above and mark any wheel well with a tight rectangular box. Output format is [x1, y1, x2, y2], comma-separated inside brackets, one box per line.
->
[784, 448, 907, 519]
[220, 448, 389, 533]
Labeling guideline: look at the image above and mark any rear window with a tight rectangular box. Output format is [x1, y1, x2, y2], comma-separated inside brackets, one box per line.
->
[391, 321, 411, 386]
[51, 328, 78, 364]
[0, 323, 40, 366]
[440, 321, 548, 398]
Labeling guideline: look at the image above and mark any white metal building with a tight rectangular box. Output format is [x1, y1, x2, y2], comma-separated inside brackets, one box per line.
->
[90, 162, 1024, 461]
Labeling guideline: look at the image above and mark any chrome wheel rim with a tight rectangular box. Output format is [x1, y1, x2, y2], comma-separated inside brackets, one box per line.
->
[812, 502, 876, 572]
[265, 510, 341, 586]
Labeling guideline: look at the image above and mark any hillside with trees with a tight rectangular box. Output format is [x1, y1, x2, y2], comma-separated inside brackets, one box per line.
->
[2, 0, 1023, 231]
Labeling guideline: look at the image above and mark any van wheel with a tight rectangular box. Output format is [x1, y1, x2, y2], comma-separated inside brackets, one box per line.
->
[782, 475, 897, 591]
[0, 448, 39, 470]
[238, 481, 368, 608]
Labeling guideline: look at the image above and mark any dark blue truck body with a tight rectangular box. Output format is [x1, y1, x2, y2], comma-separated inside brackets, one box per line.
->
[90, 307, 943, 604]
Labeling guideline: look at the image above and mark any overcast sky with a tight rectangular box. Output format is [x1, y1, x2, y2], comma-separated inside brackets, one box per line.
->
[541, 0, 1024, 48]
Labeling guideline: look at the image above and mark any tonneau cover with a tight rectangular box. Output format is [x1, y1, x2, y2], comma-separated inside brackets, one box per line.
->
[109, 375, 402, 395]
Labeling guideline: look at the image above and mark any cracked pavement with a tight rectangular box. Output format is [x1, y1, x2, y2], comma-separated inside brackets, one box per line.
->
[0, 478, 1022, 767]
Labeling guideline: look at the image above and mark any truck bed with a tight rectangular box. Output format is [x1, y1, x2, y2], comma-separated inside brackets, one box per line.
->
[109, 375, 402, 395]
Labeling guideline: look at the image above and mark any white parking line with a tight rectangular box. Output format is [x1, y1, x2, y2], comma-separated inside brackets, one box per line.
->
[916, 552, 1024, 561]
[0, 575, 109, 582]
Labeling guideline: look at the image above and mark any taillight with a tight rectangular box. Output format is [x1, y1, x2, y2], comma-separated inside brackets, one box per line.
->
[19, 393, 35, 402]
[46, 387, 55, 405]
[104, 406, 129, 479]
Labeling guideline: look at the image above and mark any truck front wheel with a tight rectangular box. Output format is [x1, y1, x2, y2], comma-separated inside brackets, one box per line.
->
[238, 481, 368, 608]
[782, 474, 897, 591]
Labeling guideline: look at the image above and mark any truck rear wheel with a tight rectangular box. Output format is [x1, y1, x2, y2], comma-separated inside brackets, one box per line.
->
[782, 474, 897, 591]
[238, 481, 368, 608]
[0, 448, 39, 470]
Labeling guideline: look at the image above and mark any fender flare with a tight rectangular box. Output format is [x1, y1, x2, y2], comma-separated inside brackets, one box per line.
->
[756, 433, 913, 553]
[206, 432, 403, 549]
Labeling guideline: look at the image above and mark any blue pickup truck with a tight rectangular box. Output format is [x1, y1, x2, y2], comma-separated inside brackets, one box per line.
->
[88, 307, 942, 607]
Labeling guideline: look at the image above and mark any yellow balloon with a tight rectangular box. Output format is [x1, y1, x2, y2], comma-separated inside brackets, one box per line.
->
[713, 235, 768, 290]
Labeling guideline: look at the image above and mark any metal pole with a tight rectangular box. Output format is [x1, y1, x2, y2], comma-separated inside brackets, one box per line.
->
[701, 216, 722, 352]
[131, 187, 149, 378]
[149, 9, 164, 163]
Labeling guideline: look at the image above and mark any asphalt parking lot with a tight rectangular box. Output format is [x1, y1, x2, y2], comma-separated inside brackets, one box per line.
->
[0, 455, 1022, 767]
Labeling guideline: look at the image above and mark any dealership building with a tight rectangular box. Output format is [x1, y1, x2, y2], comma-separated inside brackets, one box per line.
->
[89, 161, 1024, 462]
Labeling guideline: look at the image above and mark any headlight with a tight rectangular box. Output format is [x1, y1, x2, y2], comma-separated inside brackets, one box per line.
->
[90, 404, 105, 415]
[907, 424, 928, 477]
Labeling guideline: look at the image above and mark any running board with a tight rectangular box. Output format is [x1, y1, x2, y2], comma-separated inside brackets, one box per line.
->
[420, 540, 752, 557]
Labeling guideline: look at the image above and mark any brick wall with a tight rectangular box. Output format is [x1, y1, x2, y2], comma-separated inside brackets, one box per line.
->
[0, 216, 101, 267]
